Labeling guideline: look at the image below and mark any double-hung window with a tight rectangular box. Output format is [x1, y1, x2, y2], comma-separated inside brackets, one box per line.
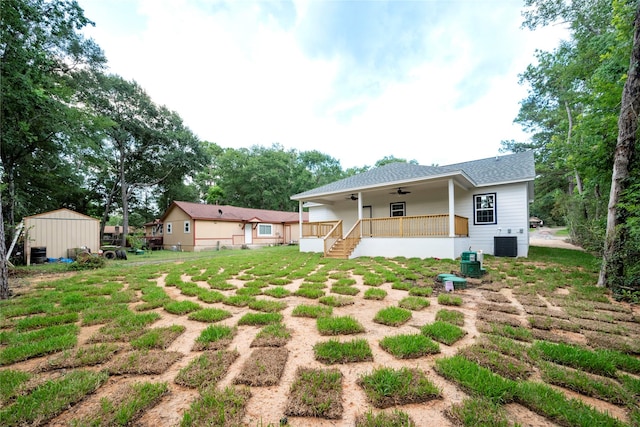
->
[184, 221, 191, 233]
[473, 193, 497, 225]
[257, 224, 273, 236]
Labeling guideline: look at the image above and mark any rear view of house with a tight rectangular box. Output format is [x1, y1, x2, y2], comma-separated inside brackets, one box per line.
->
[291, 151, 535, 260]
[160, 201, 308, 251]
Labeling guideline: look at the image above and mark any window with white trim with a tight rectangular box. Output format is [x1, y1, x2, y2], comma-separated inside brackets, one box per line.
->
[390, 202, 406, 217]
[257, 224, 273, 236]
[184, 221, 191, 233]
[166, 223, 173, 234]
[473, 193, 497, 225]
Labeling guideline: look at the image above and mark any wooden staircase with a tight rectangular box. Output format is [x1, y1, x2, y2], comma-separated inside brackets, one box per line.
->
[324, 238, 358, 259]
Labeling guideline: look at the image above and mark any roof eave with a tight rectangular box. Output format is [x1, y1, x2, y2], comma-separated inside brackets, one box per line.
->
[291, 170, 477, 202]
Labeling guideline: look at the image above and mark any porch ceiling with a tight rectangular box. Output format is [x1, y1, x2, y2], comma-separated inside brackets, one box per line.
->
[298, 175, 473, 205]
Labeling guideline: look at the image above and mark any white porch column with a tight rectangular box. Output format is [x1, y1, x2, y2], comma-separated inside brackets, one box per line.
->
[448, 179, 455, 237]
[299, 201, 303, 239]
[358, 192, 363, 237]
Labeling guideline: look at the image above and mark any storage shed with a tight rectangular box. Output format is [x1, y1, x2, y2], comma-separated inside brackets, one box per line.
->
[23, 208, 100, 265]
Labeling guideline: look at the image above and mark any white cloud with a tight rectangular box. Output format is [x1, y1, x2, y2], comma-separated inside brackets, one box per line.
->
[78, 0, 568, 170]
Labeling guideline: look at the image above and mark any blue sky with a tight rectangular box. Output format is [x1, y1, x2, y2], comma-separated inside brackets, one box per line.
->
[77, 0, 567, 169]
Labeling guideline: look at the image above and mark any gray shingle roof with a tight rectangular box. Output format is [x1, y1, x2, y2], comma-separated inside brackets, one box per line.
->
[291, 151, 535, 199]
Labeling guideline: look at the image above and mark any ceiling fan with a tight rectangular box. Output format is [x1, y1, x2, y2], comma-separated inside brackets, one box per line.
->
[390, 187, 411, 195]
[346, 194, 358, 200]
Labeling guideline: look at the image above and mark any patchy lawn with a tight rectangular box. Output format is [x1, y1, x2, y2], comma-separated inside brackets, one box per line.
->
[1, 245, 638, 426]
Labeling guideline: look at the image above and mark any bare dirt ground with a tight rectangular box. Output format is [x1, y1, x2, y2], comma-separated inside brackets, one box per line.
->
[529, 227, 584, 251]
[6, 240, 638, 427]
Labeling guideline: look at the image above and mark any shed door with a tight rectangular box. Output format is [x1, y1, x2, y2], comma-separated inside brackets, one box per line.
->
[244, 224, 253, 244]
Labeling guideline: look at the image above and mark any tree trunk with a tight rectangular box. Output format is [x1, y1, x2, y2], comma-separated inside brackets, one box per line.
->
[0, 192, 11, 300]
[598, 5, 640, 288]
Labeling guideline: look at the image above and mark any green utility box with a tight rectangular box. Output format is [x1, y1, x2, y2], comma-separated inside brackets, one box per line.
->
[461, 251, 477, 262]
[461, 260, 482, 278]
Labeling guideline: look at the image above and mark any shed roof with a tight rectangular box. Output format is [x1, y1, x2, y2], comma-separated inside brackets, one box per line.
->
[291, 151, 535, 200]
[24, 208, 99, 221]
[162, 201, 308, 223]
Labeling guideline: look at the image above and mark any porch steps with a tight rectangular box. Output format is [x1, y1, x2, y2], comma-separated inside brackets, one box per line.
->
[325, 239, 355, 259]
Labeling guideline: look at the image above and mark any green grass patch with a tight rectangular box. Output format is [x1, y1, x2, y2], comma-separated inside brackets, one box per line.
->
[331, 285, 360, 296]
[235, 286, 262, 296]
[0, 369, 31, 406]
[89, 312, 160, 343]
[363, 288, 387, 300]
[313, 338, 373, 364]
[237, 312, 283, 326]
[262, 286, 291, 298]
[251, 322, 291, 347]
[319, 295, 354, 307]
[373, 306, 412, 326]
[317, 316, 365, 335]
[0, 324, 79, 365]
[421, 321, 466, 345]
[435, 308, 465, 326]
[434, 355, 516, 404]
[391, 282, 413, 291]
[130, 325, 186, 350]
[76, 382, 168, 426]
[44, 343, 121, 369]
[0, 370, 108, 426]
[292, 304, 332, 318]
[82, 303, 131, 325]
[193, 325, 237, 351]
[293, 287, 325, 299]
[362, 273, 384, 287]
[355, 409, 416, 426]
[538, 361, 631, 405]
[247, 299, 287, 313]
[515, 380, 626, 427]
[223, 294, 256, 307]
[408, 286, 433, 297]
[14, 312, 79, 331]
[379, 334, 440, 359]
[446, 397, 511, 427]
[475, 321, 534, 342]
[458, 345, 533, 381]
[333, 278, 357, 286]
[195, 289, 226, 303]
[175, 350, 239, 389]
[188, 307, 232, 323]
[398, 296, 430, 311]
[530, 341, 617, 377]
[285, 367, 343, 419]
[163, 300, 202, 315]
[181, 386, 251, 427]
[357, 367, 441, 408]
[437, 293, 463, 306]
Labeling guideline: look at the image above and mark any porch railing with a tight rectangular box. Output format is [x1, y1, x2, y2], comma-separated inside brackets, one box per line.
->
[303, 216, 469, 239]
[341, 220, 362, 254]
[302, 221, 341, 238]
[361, 214, 469, 237]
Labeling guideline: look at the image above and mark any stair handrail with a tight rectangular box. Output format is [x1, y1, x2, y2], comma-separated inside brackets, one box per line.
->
[323, 220, 343, 254]
[341, 220, 362, 255]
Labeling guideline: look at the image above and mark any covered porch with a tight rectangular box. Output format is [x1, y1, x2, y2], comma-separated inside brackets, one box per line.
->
[295, 176, 473, 259]
[300, 214, 469, 259]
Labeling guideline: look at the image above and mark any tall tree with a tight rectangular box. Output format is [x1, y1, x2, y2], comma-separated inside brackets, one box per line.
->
[79, 72, 207, 246]
[1, 0, 106, 228]
[598, 3, 640, 289]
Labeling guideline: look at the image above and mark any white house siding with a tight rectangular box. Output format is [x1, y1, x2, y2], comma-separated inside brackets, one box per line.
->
[352, 237, 470, 259]
[462, 182, 530, 257]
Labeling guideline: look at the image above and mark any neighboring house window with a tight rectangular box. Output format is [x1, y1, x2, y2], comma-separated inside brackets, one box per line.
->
[390, 202, 406, 217]
[184, 221, 191, 233]
[166, 223, 172, 234]
[474, 193, 497, 225]
[258, 224, 273, 236]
